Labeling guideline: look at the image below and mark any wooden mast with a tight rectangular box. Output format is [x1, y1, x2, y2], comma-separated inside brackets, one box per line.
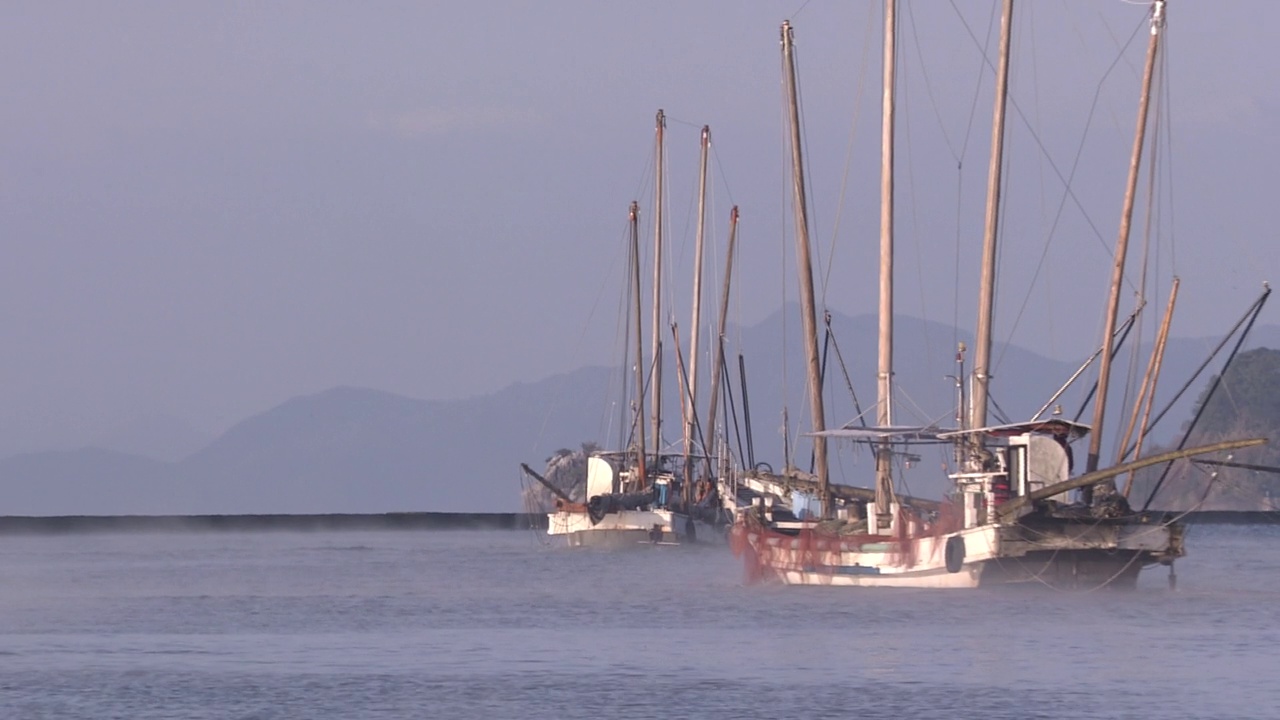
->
[650, 110, 666, 461]
[873, 0, 898, 527]
[970, 0, 1014, 461]
[1121, 277, 1178, 497]
[1085, 0, 1166, 497]
[685, 126, 711, 493]
[781, 20, 829, 517]
[706, 207, 740, 478]
[629, 201, 648, 489]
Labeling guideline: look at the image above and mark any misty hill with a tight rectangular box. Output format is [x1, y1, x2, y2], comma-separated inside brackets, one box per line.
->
[173, 379, 615, 513]
[1, 307, 1276, 514]
[0, 373, 615, 515]
[0, 448, 174, 516]
[90, 414, 213, 463]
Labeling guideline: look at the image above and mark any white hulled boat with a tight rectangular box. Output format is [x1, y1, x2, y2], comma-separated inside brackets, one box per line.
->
[732, 3, 1264, 589]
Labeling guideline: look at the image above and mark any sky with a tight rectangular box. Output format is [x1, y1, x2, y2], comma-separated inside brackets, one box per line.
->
[1, 1, 1276, 455]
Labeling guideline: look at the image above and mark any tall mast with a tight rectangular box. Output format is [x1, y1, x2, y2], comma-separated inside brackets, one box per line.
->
[873, 0, 898, 526]
[629, 202, 648, 489]
[781, 21, 829, 516]
[1085, 0, 1166, 492]
[706, 207, 740, 477]
[650, 110, 666, 456]
[969, 0, 1014, 453]
[685, 126, 711, 485]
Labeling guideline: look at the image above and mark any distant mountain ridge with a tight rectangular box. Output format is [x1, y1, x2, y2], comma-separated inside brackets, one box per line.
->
[90, 414, 213, 463]
[2, 308, 1276, 515]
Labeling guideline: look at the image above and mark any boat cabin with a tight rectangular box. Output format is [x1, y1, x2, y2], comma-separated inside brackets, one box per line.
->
[941, 419, 1089, 527]
[587, 451, 697, 510]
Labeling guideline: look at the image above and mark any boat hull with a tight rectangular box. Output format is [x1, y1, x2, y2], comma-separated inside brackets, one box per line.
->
[736, 517, 1182, 589]
[548, 508, 724, 548]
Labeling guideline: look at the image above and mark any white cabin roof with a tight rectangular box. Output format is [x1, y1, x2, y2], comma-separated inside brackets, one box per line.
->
[936, 419, 1091, 441]
[807, 425, 956, 444]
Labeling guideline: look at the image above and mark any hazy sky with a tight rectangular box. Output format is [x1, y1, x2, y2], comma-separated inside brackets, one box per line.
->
[1, 1, 1276, 453]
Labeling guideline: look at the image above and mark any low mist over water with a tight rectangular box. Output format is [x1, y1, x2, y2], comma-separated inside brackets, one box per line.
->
[1, 526, 1277, 718]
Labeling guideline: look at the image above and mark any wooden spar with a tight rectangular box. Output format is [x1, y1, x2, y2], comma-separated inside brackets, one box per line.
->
[1121, 278, 1178, 497]
[1086, 0, 1166, 490]
[873, 0, 899, 526]
[650, 110, 666, 457]
[997, 437, 1266, 521]
[685, 126, 710, 494]
[520, 463, 576, 506]
[970, 0, 1013, 452]
[1191, 459, 1280, 476]
[672, 321, 692, 505]
[629, 202, 648, 489]
[738, 353, 757, 469]
[781, 21, 830, 517]
[705, 206, 740, 478]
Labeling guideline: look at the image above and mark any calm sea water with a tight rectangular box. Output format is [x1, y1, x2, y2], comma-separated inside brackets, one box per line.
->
[1, 524, 1278, 719]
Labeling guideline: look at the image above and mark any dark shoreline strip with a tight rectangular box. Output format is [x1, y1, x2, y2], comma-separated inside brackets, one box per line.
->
[0, 512, 550, 535]
[0, 510, 1273, 535]
[1181, 510, 1280, 525]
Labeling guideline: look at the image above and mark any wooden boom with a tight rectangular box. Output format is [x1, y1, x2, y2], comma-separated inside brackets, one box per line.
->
[519, 463, 575, 505]
[997, 437, 1268, 520]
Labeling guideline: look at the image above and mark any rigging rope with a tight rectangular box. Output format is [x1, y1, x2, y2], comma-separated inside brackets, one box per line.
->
[994, 11, 1149, 374]
[948, 0, 996, 355]
[531, 212, 635, 456]
[1141, 291, 1271, 511]
[948, 2, 1128, 266]
[821, 1, 876, 302]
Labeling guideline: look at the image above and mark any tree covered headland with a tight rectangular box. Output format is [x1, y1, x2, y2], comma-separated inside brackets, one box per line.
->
[1131, 347, 1280, 510]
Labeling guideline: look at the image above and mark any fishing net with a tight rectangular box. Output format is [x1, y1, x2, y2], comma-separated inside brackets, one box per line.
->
[733, 501, 967, 583]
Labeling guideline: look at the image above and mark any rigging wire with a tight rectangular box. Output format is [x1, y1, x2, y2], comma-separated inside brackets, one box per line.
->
[1141, 291, 1271, 511]
[824, 316, 867, 427]
[948, 2, 1126, 263]
[1027, 0, 1057, 362]
[821, 1, 877, 302]
[949, 0, 998, 353]
[894, 383, 940, 428]
[906, 2, 963, 163]
[789, 0, 815, 21]
[710, 143, 738, 209]
[903, 0, 991, 391]
[993, 9, 1149, 373]
[897, 7, 936, 379]
[707, 141, 745, 456]
[530, 210, 638, 456]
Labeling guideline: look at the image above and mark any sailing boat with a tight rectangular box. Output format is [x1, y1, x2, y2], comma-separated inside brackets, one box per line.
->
[522, 112, 729, 547]
[731, 2, 1264, 588]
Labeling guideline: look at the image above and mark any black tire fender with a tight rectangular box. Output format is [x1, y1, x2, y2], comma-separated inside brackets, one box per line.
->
[944, 535, 965, 573]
